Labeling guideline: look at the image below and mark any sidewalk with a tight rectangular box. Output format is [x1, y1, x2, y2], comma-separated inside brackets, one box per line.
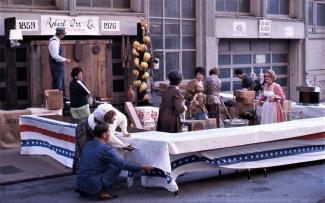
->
[0, 148, 71, 185]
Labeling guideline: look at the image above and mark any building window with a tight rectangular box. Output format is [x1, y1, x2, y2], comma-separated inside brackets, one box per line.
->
[218, 39, 289, 93]
[308, 1, 325, 32]
[0, 0, 55, 6]
[267, 0, 289, 15]
[76, 0, 130, 9]
[215, 0, 250, 13]
[149, 0, 196, 81]
[316, 2, 325, 26]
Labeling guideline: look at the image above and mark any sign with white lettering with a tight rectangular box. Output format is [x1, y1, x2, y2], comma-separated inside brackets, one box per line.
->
[259, 19, 271, 38]
[233, 21, 247, 37]
[40, 15, 99, 35]
[16, 20, 39, 32]
[102, 21, 120, 32]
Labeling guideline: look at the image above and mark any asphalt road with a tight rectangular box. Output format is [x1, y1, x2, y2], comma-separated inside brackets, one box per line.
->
[1, 162, 324, 203]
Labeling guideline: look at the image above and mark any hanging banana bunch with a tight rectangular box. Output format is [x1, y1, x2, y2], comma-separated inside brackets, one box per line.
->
[132, 18, 152, 102]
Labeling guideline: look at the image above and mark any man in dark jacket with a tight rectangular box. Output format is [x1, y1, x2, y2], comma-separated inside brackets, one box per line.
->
[235, 69, 256, 91]
[76, 123, 152, 200]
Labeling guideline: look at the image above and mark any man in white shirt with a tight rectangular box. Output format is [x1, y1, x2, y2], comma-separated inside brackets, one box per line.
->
[48, 27, 71, 91]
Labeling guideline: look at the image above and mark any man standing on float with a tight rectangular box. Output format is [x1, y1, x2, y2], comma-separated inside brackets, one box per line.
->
[48, 27, 71, 93]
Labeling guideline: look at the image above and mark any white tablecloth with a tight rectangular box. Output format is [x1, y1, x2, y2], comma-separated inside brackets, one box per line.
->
[20, 115, 325, 192]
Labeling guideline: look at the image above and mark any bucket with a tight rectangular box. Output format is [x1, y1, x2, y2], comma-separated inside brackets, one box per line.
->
[223, 118, 249, 128]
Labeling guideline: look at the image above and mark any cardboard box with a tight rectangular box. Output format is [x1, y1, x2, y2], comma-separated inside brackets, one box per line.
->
[236, 102, 254, 114]
[234, 90, 255, 98]
[124, 102, 143, 129]
[135, 106, 159, 129]
[44, 89, 63, 110]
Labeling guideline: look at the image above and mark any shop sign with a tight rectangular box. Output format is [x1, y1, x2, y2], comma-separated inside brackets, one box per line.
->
[233, 21, 247, 37]
[40, 15, 99, 35]
[16, 20, 39, 32]
[102, 21, 120, 32]
[259, 19, 271, 38]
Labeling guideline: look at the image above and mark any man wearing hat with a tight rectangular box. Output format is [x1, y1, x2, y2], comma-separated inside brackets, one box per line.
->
[48, 27, 71, 91]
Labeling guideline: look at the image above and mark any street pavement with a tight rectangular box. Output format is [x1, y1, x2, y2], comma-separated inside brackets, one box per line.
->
[0, 161, 324, 203]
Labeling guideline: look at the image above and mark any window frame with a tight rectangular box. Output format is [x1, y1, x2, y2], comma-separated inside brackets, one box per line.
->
[266, 0, 290, 17]
[215, 0, 251, 15]
[308, 0, 325, 33]
[0, 0, 57, 9]
[149, 0, 197, 82]
[76, 0, 132, 11]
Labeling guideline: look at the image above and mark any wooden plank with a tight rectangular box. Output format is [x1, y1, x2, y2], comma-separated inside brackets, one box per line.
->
[90, 44, 98, 97]
[97, 43, 107, 98]
[106, 44, 113, 98]
[30, 42, 43, 106]
[124, 102, 143, 129]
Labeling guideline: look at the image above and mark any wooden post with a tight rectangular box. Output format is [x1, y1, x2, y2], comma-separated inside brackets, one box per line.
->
[4, 17, 17, 109]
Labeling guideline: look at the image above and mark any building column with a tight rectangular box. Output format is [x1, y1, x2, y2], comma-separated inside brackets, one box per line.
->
[289, 39, 305, 102]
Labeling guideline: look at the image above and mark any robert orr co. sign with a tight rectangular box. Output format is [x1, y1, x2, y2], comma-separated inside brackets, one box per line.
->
[16, 16, 121, 35]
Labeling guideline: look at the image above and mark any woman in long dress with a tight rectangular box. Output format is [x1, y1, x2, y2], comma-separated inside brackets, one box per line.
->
[157, 70, 187, 133]
[258, 70, 286, 124]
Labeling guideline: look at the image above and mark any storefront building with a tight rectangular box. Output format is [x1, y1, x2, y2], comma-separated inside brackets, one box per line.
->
[0, 0, 324, 109]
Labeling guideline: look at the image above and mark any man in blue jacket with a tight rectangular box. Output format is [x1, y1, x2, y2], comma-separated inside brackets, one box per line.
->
[76, 123, 152, 200]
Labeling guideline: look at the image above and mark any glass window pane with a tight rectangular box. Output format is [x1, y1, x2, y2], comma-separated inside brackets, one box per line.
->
[112, 40, 121, 59]
[238, 0, 250, 12]
[308, 2, 313, 26]
[233, 67, 251, 76]
[165, 0, 180, 18]
[221, 81, 231, 91]
[272, 66, 287, 75]
[113, 80, 125, 92]
[113, 63, 124, 76]
[0, 68, 6, 82]
[233, 54, 251, 64]
[182, 36, 196, 49]
[233, 81, 242, 90]
[182, 20, 195, 35]
[272, 54, 287, 63]
[253, 54, 270, 64]
[219, 68, 231, 78]
[253, 66, 270, 75]
[17, 67, 27, 81]
[276, 78, 287, 86]
[153, 51, 164, 81]
[149, 19, 163, 35]
[267, 0, 279, 14]
[225, 0, 237, 12]
[17, 86, 28, 100]
[34, 0, 55, 6]
[165, 20, 180, 35]
[77, 0, 91, 7]
[149, 0, 163, 17]
[151, 36, 163, 49]
[93, 0, 110, 8]
[182, 0, 195, 18]
[0, 48, 5, 62]
[182, 51, 196, 79]
[216, 0, 225, 11]
[279, 0, 289, 15]
[166, 52, 179, 76]
[16, 47, 27, 62]
[0, 87, 5, 101]
[317, 3, 325, 26]
[113, 0, 130, 8]
[165, 36, 180, 49]
[12, 0, 32, 5]
[218, 55, 231, 65]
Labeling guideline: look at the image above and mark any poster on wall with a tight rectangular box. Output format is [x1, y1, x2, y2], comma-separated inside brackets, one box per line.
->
[233, 21, 247, 37]
[40, 15, 99, 35]
[259, 19, 271, 38]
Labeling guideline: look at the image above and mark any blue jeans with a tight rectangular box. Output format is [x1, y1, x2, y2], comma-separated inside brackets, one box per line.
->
[194, 112, 208, 120]
[49, 61, 65, 91]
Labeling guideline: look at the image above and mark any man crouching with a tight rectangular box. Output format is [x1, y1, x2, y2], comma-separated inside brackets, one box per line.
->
[76, 123, 152, 200]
